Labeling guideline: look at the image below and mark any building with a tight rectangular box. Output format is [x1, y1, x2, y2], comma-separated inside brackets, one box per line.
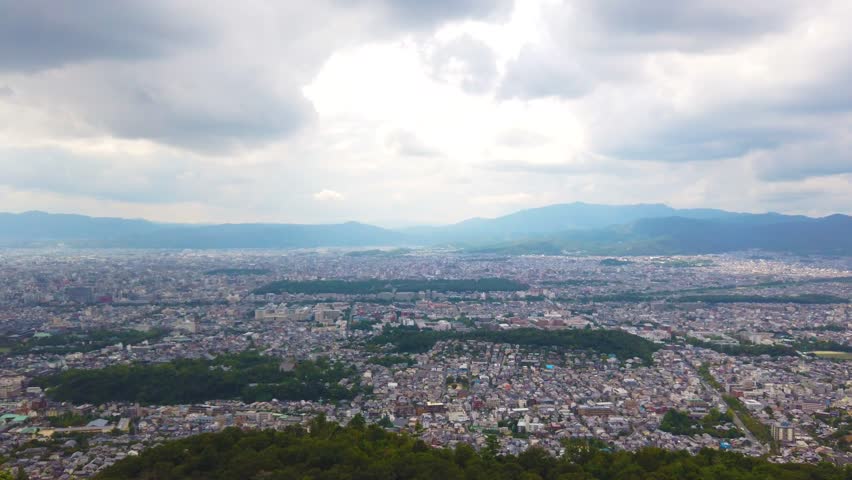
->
[255, 303, 312, 322]
[314, 308, 343, 325]
[0, 375, 24, 399]
[772, 422, 796, 443]
[578, 402, 616, 417]
[173, 317, 198, 334]
[66, 286, 94, 304]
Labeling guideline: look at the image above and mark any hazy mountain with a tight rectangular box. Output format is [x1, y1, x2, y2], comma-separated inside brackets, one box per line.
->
[403, 202, 806, 243]
[405, 202, 679, 242]
[0, 206, 849, 254]
[0, 211, 162, 246]
[471, 214, 852, 256]
[0, 212, 406, 248]
[630, 214, 852, 255]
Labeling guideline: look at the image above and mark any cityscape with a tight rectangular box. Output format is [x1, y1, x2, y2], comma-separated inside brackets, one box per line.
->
[3, 0, 852, 478]
[0, 249, 850, 478]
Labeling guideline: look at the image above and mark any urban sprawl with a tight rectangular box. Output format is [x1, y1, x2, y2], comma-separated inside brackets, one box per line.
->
[1, 249, 851, 479]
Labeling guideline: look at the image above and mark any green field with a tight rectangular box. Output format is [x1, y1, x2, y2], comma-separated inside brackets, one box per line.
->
[810, 351, 852, 360]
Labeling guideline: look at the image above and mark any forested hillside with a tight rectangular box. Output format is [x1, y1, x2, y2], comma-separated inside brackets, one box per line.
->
[96, 416, 851, 480]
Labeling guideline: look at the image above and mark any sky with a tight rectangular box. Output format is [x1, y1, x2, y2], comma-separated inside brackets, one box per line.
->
[1, 0, 851, 226]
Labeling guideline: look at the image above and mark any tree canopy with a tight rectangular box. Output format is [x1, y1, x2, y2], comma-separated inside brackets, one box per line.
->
[95, 418, 851, 480]
[35, 351, 361, 405]
[370, 327, 660, 364]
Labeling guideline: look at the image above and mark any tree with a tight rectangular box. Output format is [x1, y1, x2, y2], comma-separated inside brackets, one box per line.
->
[347, 414, 366, 430]
[0, 467, 30, 480]
[92, 423, 852, 480]
[377, 416, 394, 429]
[454, 443, 476, 467]
[482, 435, 499, 461]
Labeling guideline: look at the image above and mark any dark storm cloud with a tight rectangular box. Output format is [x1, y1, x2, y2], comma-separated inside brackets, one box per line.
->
[0, 0, 199, 72]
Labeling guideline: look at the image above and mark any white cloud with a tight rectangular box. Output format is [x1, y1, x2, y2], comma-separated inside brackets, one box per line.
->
[313, 189, 345, 201]
[0, 0, 850, 225]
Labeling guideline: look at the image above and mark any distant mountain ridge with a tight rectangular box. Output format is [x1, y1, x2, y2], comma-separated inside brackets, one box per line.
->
[0, 212, 404, 249]
[403, 202, 809, 242]
[629, 214, 852, 255]
[0, 204, 850, 255]
[462, 208, 852, 256]
[0, 211, 162, 245]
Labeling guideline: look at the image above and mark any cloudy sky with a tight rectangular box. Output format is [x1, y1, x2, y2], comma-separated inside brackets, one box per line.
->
[1, 0, 850, 226]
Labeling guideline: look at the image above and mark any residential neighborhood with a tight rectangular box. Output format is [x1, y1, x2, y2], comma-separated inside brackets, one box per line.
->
[1, 250, 850, 478]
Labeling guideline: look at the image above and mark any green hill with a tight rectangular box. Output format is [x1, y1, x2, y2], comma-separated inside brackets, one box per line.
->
[95, 417, 851, 480]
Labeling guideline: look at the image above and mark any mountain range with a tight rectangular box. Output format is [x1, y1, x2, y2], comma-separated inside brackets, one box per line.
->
[1, 203, 850, 255]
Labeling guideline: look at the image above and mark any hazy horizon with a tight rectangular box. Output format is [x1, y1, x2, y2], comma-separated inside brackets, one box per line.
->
[1, 200, 845, 230]
[2, 0, 851, 225]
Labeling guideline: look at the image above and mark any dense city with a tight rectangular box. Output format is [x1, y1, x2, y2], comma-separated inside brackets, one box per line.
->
[1, 249, 850, 479]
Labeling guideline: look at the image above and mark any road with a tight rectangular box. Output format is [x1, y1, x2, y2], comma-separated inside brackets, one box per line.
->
[680, 353, 767, 453]
[727, 404, 762, 447]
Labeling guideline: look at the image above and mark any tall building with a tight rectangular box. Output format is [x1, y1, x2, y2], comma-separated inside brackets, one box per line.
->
[772, 422, 796, 443]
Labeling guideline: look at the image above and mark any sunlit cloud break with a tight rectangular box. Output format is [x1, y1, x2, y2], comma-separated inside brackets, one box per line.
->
[0, 0, 850, 225]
